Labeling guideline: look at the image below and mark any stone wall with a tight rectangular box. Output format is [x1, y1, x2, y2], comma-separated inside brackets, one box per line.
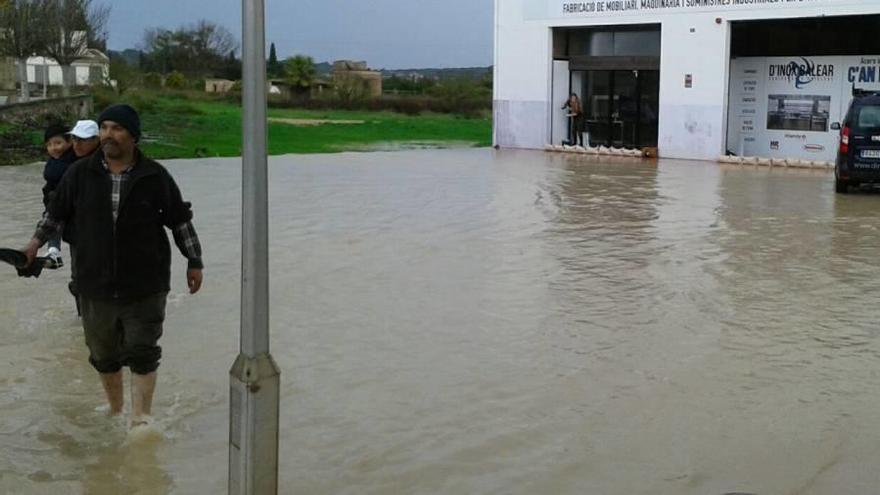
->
[0, 94, 93, 123]
[0, 57, 15, 91]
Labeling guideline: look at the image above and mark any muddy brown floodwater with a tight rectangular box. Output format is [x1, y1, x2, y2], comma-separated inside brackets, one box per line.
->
[1, 149, 879, 495]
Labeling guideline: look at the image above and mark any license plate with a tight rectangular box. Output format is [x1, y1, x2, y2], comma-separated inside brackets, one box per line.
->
[861, 149, 880, 159]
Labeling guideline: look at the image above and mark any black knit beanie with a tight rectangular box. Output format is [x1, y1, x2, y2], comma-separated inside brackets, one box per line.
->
[98, 104, 141, 141]
[44, 123, 69, 143]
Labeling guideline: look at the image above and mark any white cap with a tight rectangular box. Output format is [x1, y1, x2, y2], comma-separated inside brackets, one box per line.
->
[69, 120, 99, 139]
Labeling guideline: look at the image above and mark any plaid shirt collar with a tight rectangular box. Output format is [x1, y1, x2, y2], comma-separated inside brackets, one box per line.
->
[102, 160, 135, 223]
[102, 159, 134, 175]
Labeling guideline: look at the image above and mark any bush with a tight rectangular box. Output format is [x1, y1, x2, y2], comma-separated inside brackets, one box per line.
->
[0, 111, 78, 165]
[332, 74, 368, 104]
[164, 102, 204, 115]
[165, 71, 187, 89]
[143, 73, 164, 88]
[108, 59, 141, 96]
[91, 86, 117, 112]
[427, 79, 492, 118]
[93, 91, 156, 114]
[163, 91, 188, 100]
[220, 81, 242, 103]
[103, 90, 158, 114]
[0, 126, 43, 165]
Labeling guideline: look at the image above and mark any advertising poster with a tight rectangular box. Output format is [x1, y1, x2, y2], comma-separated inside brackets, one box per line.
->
[727, 59, 763, 157]
[727, 55, 880, 162]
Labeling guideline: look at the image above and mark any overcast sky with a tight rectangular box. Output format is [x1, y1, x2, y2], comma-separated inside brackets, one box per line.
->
[106, 0, 493, 70]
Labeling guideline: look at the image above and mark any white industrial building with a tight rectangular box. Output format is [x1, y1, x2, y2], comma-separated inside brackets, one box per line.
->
[493, 0, 880, 162]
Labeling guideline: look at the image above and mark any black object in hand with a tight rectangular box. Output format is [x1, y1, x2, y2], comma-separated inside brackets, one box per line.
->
[0, 248, 60, 278]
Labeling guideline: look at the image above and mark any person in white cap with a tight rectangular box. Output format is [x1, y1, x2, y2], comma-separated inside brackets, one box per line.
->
[69, 120, 100, 159]
[64, 120, 100, 314]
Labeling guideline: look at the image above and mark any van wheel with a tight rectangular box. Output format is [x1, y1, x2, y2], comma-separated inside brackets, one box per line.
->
[835, 179, 849, 194]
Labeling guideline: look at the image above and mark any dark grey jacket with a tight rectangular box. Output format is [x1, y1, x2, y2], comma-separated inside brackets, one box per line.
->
[47, 150, 194, 299]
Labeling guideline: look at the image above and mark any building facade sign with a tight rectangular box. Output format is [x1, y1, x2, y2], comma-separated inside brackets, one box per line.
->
[727, 55, 880, 161]
[529, 0, 874, 20]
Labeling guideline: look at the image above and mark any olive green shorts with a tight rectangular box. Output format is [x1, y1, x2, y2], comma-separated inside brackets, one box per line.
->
[80, 292, 168, 375]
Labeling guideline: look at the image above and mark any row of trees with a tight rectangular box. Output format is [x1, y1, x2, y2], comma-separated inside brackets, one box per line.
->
[115, 37, 317, 96]
[0, 0, 109, 101]
[139, 20, 237, 78]
[98, 20, 242, 95]
[111, 29, 490, 116]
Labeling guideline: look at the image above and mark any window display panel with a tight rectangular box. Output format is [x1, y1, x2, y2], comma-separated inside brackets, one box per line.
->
[766, 94, 830, 132]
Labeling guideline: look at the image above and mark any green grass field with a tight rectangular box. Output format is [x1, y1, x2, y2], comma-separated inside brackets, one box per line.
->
[136, 96, 492, 160]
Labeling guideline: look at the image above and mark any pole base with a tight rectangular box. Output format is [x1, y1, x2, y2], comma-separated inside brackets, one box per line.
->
[229, 353, 280, 494]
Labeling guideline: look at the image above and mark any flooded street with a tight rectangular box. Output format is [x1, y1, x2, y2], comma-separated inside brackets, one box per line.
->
[3, 148, 880, 494]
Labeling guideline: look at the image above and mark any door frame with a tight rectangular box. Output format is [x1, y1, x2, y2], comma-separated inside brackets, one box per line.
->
[572, 67, 659, 148]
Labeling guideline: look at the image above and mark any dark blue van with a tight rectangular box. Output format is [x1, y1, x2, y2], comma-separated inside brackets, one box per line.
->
[834, 90, 880, 193]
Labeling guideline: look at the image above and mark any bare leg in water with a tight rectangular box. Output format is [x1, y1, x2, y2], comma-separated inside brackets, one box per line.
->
[99, 371, 124, 415]
[131, 372, 157, 426]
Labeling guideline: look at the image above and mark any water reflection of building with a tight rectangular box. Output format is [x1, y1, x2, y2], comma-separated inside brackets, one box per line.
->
[709, 168, 849, 356]
[547, 154, 660, 235]
[830, 192, 880, 284]
[542, 154, 661, 316]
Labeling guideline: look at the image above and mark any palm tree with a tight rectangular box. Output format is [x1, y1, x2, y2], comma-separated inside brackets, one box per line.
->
[283, 55, 315, 95]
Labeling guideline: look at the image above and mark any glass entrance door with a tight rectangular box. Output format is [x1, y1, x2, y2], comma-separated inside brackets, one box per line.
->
[576, 69, 659, 149]
[583, 71, 611, 147]
[612, 70, 638, 147]
[637, 70, 659, 148]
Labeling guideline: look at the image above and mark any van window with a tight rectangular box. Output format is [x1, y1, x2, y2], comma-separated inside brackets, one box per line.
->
[857, 105, 880, 130]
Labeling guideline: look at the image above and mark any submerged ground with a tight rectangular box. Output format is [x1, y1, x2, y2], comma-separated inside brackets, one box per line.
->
[1, 149, 878, 495]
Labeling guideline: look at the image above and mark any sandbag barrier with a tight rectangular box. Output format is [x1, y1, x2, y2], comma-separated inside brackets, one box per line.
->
[542, 145, 833, 170]
[716, 155, 834, 170]
[544, 144, 647, 158]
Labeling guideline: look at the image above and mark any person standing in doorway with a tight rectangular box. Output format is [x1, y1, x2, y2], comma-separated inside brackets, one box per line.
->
[562, 93, 584, 147]
[22, 104, 204, 427]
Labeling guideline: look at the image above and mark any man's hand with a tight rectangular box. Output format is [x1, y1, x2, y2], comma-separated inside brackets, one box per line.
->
[21, 238, 40, 266]
[187, 268, 203, 294]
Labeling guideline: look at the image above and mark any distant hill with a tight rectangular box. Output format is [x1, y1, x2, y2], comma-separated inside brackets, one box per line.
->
[108, 49, 142, 67]
[315, 62, 333, 76]
[381, 66, 492, 80]
[314, 62, 490, 80]
[105, 51, 490, 82]
[313, 61, 491, 80]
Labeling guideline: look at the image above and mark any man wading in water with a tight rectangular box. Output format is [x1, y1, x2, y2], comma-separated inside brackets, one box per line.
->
[22, 104, 204, 428]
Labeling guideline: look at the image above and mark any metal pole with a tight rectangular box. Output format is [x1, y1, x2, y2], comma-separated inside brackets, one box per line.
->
[230, 0, 280, 493]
